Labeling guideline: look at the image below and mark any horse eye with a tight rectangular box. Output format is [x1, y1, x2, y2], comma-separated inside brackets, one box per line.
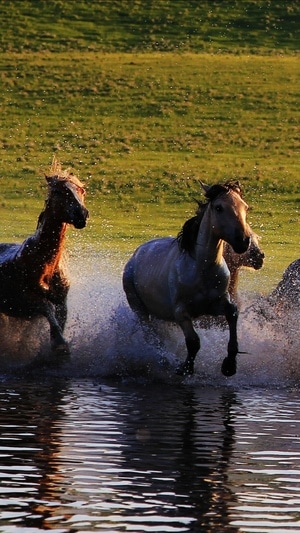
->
[215, 205, 223, 213]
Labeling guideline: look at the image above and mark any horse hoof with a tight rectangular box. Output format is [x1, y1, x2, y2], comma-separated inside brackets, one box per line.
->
[221, 357, 236, 377]
[53, 343, 70, 357]
[176, 362, 194, 376]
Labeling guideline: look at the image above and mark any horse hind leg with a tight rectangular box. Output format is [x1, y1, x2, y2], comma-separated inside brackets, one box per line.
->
[221, 301, 238, 377]
[122, 263, 149, 322]
[176, 316, 200, 376]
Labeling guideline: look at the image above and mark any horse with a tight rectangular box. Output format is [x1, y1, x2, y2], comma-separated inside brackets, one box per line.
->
[197, 229, 264, 330]
[223, 230, 264, 306]
[0, 166, 89, 358]
[123, 181, 251, 377]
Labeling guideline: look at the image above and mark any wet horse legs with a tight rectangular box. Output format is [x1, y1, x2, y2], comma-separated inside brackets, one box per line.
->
[221, 301, 238, 377]
[177, 302, 239, 377]
[176, 315, 200, 376]
[41, 300, 70, 355]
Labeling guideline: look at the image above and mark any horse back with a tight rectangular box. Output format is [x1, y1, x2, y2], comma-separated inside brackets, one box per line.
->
[0, 243, 21, 263]
[123, 237, 180, 319]
[130, 237, 179, 282]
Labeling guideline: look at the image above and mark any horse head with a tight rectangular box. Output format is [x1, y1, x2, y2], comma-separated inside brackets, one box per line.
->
[244, 231, 265, 270]
[45, 174, 89, 229]
[223, 229, 265, 271]
[202, 180, 250, 254]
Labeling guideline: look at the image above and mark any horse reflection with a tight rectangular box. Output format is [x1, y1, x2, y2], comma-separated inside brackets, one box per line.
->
[0, 161, 88, 358]
[0, 379, 70, 528]
[117, 385, 239, 532]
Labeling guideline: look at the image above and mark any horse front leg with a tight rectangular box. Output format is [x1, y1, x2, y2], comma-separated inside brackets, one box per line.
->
[221, 301, 238, 377]
[175, 312, 200, 376]
[55, 299, 68, 333]
[48, 271, 69, 333]
[42, 301, 70, 356]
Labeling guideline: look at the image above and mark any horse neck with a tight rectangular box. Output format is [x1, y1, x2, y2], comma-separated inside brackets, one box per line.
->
[34, 211, 67, 264]
[28, 206, 67, 271]
[195, 207, 224, 267]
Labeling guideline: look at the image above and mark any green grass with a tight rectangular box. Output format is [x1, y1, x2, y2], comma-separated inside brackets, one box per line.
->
[0, 0, 299, 54]
[0, 1, 299, 290]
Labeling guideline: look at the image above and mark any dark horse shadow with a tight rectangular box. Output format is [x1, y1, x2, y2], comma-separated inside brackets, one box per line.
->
[0, 159, 88, 366]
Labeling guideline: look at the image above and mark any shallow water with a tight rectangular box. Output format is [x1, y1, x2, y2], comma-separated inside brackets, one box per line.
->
[0, 255, 299, 532]
[0, 379, 300, 532]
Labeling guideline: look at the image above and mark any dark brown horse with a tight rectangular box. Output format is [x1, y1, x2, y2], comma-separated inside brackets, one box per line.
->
[0, 166, 88, 357]
[223, 230, 265, 306]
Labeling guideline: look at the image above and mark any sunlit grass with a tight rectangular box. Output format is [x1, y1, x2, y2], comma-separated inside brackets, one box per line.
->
[0, 1, 299, 292]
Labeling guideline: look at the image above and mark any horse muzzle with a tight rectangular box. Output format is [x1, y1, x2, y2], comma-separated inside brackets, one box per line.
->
[73, 207, 89, 229]
[232, 235, 250, 254]
[250, 250, 265, 269]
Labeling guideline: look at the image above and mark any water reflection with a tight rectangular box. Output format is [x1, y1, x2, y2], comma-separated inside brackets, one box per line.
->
[0, 379, 299, 532]
[117, 386, 239, 532]
[0, 379, 71, 529]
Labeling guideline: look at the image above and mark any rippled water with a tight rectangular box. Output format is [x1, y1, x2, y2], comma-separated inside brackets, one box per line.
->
[0, 257, 299, 532]
[0, 379, 300, 532]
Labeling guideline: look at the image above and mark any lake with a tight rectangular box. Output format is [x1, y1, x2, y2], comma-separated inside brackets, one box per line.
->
[0, 252, 299, 532]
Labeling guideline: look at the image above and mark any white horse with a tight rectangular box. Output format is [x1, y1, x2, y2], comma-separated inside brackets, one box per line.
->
[123, 181, 251, 377]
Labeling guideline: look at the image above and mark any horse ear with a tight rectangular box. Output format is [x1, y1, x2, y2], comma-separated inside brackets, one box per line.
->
[233, 180, 241, 192]
[199, 181, 210, 194]
[45, 175, 59, 187]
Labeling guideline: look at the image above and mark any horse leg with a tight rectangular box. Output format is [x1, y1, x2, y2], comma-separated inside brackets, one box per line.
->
[48, 271, 69, 333]
[123, 263, 149, 322]
[221, 301, 238, 377]
[54, 301, 68, 338]
[176, 314, 200, 376]
[42, 301, 70, 355]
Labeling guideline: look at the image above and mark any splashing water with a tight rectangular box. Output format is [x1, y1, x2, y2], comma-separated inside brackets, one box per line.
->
[0, 254, 299, 388]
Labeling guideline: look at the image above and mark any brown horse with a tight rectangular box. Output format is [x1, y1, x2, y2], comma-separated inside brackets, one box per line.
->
[223, 230, 264, 305]
[0, 165, 88, 357]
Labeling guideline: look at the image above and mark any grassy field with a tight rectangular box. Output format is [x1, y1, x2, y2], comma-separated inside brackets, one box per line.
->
[0, 1, 299, 287]
[0, 1, 299, 54]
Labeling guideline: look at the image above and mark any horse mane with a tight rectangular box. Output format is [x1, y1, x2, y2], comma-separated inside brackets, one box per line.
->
[47, 156, 85, 188]
[177, 180, 243, 255]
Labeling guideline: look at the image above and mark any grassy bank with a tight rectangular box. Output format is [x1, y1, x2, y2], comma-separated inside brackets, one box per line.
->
[1, 52, 298, 211]
[0, 1, 299, 286]
[0, 0, 298, 54]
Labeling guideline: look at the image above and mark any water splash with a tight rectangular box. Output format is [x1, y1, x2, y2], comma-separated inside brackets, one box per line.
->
[0, 255, 299, 388]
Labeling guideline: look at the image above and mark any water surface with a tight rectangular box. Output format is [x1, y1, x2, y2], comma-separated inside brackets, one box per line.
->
[0, 379, 300, 532]
[0, 255, 299, 532]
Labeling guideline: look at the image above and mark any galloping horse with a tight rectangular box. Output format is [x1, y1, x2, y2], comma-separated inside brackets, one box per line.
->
[223, 230, 264, 306]
[0, 166, 88, 357]
[123, 181, 250, 377]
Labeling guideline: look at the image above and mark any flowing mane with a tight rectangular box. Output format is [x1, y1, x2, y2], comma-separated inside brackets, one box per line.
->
[177, 181, 243, 255]
[48, 156, 84, 187]
[37, 159, 85, 229]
